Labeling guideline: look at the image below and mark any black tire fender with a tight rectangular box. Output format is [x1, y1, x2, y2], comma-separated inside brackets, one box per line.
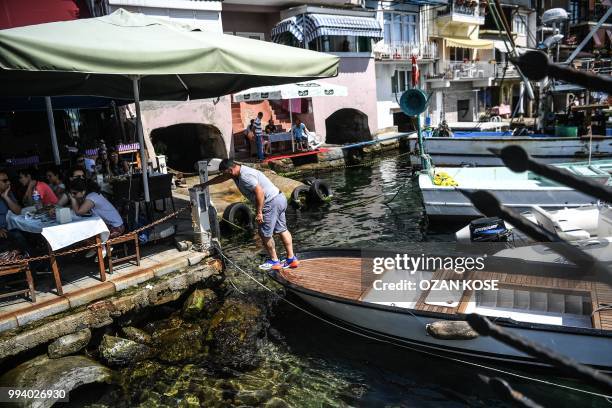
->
[221, 202, 254, 232]
[308, 179, 333, 202]
[290, 185, 310, 209]
[303, 177, 317, 186]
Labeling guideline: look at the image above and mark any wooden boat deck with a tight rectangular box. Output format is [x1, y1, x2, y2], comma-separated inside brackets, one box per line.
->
[281, 256, 612, 331]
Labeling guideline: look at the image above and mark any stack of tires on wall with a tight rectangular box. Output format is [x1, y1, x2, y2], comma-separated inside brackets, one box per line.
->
[290, 177, 333, 210]
[221, 178, 333, 236]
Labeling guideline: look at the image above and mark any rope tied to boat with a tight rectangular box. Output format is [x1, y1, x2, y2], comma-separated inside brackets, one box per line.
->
[218, 251, 612, 401]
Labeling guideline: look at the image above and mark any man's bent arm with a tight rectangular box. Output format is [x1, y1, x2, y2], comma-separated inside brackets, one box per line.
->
[194, 173, 232, 189]
[254, 185, 265, 215]
[4, 194, 21, 215]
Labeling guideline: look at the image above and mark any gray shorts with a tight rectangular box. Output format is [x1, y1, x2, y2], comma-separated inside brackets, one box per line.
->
[260, 194, 287, 237]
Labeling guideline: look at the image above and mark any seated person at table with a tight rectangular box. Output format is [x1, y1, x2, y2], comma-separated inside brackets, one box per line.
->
[68, 178, 125, 239]
[69, 166, 87, 182]
[291, 118, 309, 150]
[108, 148, 130, 177]
[95, 148, 110, 176]
[265, 119, 277, 134]
[18, 168, 58, 207]
[45, 166, 69, 207]
[0, 169, 28, 254]
[76, 152, 95, 176]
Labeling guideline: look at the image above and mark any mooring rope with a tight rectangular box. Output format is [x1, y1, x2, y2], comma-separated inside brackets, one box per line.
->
[219, 251, 612, 401]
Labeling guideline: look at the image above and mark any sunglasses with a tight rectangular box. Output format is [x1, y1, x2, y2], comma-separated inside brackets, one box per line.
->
[77, 158, 85, 162]
[0, 178, 9, 182]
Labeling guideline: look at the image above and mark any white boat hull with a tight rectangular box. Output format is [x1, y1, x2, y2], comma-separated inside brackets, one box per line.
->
[410, 136, 612, 167]
[418, 165, 605, 220]
[292, 290, 612, 370]
[420, 185, 599, 219]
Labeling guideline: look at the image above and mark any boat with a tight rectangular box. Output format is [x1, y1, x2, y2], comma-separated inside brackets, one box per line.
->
[455, 204, 612, 244]
[418, 160, 612, 220]
[269, 248, 612, 372]
[408, 131, 612, 167]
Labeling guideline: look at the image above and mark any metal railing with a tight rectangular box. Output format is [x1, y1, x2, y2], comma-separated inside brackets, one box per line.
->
[444, 61, 495, 80]
[438, 1, 480, 17]
[374, 42, 439, 60]
[495, 63, 520, 78]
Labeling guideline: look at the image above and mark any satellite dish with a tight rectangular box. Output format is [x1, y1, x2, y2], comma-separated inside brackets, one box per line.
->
[400, 89, 428, 116]
[542, 8, 568, 25]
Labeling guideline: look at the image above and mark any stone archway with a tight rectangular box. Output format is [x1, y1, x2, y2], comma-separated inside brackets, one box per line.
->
[150, 123, 225, 172]
[325, 109, 370, 145]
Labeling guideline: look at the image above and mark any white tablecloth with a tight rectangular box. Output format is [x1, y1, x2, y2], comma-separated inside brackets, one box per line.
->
[7, 211, 110, 251]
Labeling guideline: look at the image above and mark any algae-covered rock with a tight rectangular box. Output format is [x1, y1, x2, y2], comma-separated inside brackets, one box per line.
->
[98, 335, 155, 366]
[47, 328, 91, 358]
[206, 298, 264, 369]
[182, 288, 219, 320]
[121, 326, 152, 345]
[265, 397, 291, 408]
[153, 322, 204, 363]
[0, 354, 113, 408]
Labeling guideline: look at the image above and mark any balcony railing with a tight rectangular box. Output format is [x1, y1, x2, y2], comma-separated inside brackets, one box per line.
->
[495, 63, 519, 78]
[569, 2, 612, 25]
[428, 61, 495, 80]
[436, 1, 486, 24]
[374, 42, 439, 60]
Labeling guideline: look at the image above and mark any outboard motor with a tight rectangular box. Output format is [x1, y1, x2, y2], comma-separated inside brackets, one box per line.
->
[469, 217, 511, 242]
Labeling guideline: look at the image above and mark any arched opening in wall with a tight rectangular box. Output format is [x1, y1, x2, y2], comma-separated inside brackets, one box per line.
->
[393, 112, 416, 132]
[150, 123, 225, 172]
[325, 109, 370, 145]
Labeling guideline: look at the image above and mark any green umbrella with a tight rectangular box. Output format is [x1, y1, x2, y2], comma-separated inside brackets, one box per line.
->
[0, 9, 339, 200]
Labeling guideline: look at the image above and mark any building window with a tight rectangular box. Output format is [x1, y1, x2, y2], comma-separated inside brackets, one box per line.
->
[383, 12, 418, 45]
[513, 14, 526, 35]
[391, 70, 410, 94]
[308, 35, 372, 53]
[449, 47, 472, 62]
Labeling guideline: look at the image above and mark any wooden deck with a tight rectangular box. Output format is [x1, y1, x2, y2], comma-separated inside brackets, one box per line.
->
[282, 256, 612, 331]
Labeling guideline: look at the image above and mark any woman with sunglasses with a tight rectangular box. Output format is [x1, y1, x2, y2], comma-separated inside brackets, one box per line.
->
[68, 178, 124, 239]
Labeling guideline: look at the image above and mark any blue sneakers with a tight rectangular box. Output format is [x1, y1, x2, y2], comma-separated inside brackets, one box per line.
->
[282, 256, 300, 269]
[259, 259, 282, 270]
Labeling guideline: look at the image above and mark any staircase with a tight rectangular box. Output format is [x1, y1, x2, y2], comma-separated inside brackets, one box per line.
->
[231, 100, 294, 157]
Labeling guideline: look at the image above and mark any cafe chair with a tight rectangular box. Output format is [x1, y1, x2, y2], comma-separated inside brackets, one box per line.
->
[0, 260, 36, 303]
[105, 232, 140, 274]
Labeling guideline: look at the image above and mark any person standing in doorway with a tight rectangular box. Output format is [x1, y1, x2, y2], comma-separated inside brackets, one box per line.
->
[198, 159, 299, 270]
[253, 112, 264, 161]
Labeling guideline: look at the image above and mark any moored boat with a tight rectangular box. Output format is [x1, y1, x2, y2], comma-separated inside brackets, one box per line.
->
[418, 160, 612, 220]
[269, 248, 612, 372]
[408, 132, 612, 167]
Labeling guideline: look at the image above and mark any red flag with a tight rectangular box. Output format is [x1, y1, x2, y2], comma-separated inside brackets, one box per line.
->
[411, 55, 419, 87]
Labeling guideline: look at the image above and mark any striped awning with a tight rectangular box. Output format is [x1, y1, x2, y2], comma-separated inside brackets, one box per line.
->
[271, 16, 304, 43]
[445, 37, 494, 49]
[272, 14, 382, 44]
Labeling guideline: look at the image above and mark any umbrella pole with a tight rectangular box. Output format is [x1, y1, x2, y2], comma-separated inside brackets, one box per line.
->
[131, 77, 151, 203]
[289, 101, 294, 152]
[45, 97, 61, 166]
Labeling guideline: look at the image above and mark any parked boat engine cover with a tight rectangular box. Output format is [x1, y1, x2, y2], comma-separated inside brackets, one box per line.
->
[469, 217, 510, 242]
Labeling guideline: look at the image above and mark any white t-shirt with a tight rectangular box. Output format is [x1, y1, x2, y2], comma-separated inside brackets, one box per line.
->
[86, 192, 123, 227]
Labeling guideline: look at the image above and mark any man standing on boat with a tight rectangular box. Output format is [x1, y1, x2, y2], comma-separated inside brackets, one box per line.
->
[199, 159, 299, 271]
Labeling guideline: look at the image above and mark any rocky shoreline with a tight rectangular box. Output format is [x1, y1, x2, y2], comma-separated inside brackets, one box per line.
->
[0, 273, 286, 407]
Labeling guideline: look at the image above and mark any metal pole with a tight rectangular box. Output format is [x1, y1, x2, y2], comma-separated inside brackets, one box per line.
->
[45, 97, 61, 165]
[289, 100, 294, 152]
[131, 77, 151, 203]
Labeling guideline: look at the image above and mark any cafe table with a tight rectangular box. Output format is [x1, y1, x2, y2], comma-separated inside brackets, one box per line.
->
[7, 208, 110, 295]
